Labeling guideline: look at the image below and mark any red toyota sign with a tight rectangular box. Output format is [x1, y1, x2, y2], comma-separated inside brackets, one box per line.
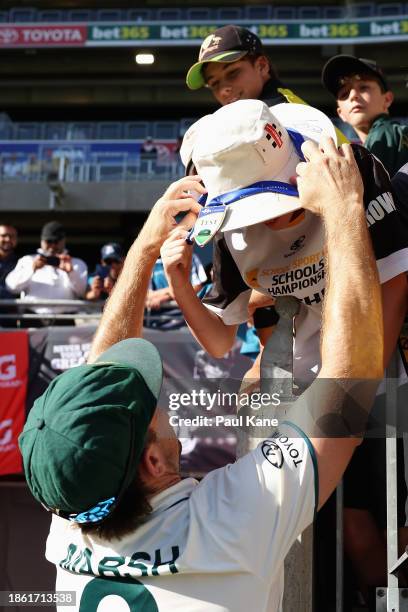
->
[0, 25, 87, 47]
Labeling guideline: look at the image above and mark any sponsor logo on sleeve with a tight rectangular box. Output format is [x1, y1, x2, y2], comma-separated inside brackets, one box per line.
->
[261, 440, 284, 469]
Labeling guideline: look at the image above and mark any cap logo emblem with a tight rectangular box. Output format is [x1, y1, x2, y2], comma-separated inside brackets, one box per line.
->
[265, 123, 283, 149]
[199, 34, 222, 60]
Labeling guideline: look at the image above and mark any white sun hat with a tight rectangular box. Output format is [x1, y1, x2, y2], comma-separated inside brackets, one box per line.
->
[190, 99, 337, 235]
[179, 114, 212, 172]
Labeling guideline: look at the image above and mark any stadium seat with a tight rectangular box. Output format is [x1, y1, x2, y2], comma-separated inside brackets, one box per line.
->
[216, 7, 243, 21]
[97, 9, 124, 22]
[96, 122, 123, 139]
[377, 3, 403, 15]
[9, 7, 37, 22]
[13, 122, 41, 140]
[322, 6, 346, 18]
[0, 114, 12, 139]
[125, 122, 150, 140]
[0, 124, 11, 139]
[0, 11, 9, 22]
[152, 121, 178, 140]
[67, 9, 95, 22]
[244, 6, 272, 20]
[157, 8, 183, 21]
[127, 9, 153, 22]
[67, 123, 95, 140]
[187, 8, 214, 20]
[273, 6, 298, 19]
[38, 10, 65, 22]
[298, 6, 321, 19]
[42, 123, 68, 140]
[347, 3, 375, 17]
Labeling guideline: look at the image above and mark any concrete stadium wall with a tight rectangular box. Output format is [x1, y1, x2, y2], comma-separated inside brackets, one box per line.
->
[0, 180, 169, 212]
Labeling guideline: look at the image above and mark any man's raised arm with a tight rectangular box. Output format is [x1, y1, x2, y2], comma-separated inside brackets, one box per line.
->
[88, 177, 204, 363]
[288, 137, 384, 509]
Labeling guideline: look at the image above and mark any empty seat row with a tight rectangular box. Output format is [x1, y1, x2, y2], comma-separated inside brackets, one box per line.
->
[1, 4, 407, 24]
[6, 121, 189, 141]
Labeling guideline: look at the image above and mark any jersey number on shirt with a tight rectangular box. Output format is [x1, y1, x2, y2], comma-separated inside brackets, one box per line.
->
[79, 577, 158, 611]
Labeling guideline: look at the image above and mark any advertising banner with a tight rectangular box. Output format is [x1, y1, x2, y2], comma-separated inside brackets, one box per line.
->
[0, 25, 87, 47]
[0, 18, 407, 48]
[0, 331, 29, 475]
[87, 18, 408, 46]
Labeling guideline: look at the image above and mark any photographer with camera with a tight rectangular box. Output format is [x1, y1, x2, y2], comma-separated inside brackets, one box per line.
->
[86, 242, 125, 302]
[5, 221, 88, 326]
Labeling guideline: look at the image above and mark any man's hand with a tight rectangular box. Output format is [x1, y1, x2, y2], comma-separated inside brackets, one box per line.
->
[32, 255, 46, 271]
[58, 253, 73, 273]
[86, 276, 103, 301]
[160, 227, 193, 294]
[296, 137, 364, 218]
[145, 287, 172, 310]
[139, 176, 205, 257]
[103, 275, 115, 296]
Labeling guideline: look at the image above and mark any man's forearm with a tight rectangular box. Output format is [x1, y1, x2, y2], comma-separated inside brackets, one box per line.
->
[320, 204, 383, 379]
[88, 175, 203, 362]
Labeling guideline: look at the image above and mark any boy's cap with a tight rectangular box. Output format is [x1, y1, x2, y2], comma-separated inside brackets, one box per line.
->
[41, 221, 66, 242]
[101, 242, 124, 262]
[186, 25, 263, 90]
[19, 338, 163, 519]
[190, 99, 337, 232]
[322, 55, 389, 97]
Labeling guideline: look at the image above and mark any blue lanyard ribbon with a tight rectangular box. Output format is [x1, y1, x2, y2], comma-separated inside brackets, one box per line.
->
[197, 129, 304, 209]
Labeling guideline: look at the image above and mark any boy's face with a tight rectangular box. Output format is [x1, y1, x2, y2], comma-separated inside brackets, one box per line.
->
[203, 56, 270, 106]
[336, 75, 393, 132]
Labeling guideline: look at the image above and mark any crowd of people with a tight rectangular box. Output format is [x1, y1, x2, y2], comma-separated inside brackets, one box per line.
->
[4, 23, 408, 611]
[0, 219, 209, 329]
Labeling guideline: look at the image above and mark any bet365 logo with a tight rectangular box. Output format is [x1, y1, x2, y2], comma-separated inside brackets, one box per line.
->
[0, 354, 16, 381]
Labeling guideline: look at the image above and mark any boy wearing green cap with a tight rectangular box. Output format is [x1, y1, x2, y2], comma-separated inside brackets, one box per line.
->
[19, 146, 384, 612]
[186, 25, 291, 107]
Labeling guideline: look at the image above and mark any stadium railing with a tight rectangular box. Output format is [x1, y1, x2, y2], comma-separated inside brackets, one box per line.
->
[0, 298, 186, 325]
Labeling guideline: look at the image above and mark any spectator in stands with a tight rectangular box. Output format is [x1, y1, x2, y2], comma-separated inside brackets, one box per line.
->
[140, 136, 158, 176]
[322, 55, 408, 176]
[6, 221, 88, 326]
[0, 224, 18, 299]
[0, 223, 18, 327]
[86, 242, 125, 302]
[145, 251, 206, 330]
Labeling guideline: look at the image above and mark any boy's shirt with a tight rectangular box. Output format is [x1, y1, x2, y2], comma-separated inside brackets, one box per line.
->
[203, 144, 408, 381]
[365, 114, 408, 178]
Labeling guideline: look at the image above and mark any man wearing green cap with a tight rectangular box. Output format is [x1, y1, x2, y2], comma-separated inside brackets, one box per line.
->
[19, 142, 383, 612]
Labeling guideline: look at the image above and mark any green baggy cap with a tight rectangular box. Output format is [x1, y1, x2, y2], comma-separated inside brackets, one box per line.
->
[19, 338, 162, 520]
